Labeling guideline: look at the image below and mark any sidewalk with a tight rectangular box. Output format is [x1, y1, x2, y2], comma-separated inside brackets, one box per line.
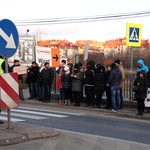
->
[0, 89, 150, 147]
[0, 122, 58, 146]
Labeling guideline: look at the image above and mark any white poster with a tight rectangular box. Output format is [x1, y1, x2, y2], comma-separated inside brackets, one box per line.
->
[13, 66, 27, 75]
[35, 46, 51, 66]
[145, 88, 150, 107]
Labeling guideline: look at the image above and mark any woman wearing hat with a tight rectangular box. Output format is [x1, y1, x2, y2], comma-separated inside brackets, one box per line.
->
[133, 71, 149, 115]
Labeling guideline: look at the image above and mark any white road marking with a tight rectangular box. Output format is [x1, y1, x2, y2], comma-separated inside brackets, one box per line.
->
[11, 109, 68, 118]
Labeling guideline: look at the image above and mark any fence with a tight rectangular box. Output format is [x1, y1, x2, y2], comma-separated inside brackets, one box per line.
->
[51, 72, 135, 101]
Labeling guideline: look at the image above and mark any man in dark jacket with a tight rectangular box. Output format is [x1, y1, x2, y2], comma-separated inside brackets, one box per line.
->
[41, 62, 54, 103]
[84, 60, 96, 108]
[27, 61, 39, 99]
[108, 63, 122, 112]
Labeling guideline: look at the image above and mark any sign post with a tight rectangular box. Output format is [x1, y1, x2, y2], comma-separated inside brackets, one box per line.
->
[126, 23, 142, 101]
[83, 43, 89, 70]
[0, 19, 19, 129]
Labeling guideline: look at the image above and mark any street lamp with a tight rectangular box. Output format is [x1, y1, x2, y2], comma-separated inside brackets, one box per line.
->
[26, 29, 29, 36]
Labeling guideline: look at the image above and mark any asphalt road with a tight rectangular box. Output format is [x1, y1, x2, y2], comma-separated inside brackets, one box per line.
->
[1, 104, 150, 145]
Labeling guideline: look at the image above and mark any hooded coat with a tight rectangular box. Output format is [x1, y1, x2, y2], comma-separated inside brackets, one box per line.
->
[137, 59, 149, 74]
[133, 71, 149, 99]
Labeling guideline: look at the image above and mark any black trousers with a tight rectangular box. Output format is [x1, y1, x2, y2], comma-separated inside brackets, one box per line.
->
[136, 98, 145, 113]
[105, 87, 112, 109]
[85, 86, 95, 106]
[72, 91, 81, 105]
[95, 89, 104, 108]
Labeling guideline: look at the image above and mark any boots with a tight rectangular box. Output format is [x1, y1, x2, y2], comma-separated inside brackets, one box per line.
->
[65, 100, 68, 105]
[58, 100, 61, 105]
[64, 99, 70, 105]
[61, 100, 65, 105]
[68, 99, 70, 105]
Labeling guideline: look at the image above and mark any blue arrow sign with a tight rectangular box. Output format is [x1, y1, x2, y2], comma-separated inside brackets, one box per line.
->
[0, 19, 19, 58]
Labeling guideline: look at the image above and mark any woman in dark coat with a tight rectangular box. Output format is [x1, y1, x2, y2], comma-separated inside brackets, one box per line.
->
[133, 71, 149, 115]
[71, 63, 84, 106]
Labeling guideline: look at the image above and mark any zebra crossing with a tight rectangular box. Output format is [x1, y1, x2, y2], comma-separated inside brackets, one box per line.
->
[0, 107, 84, 122]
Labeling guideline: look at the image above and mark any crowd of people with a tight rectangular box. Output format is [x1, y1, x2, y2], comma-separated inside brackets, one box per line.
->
[1, 55, 150, 125]
[56, 59, 125, 112]
[55, 59, 150, 116]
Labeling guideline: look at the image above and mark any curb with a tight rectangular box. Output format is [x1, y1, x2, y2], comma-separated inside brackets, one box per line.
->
[0, 124, 59, 146]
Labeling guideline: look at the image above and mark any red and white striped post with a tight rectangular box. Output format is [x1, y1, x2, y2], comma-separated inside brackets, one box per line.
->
[0, 72, 19, 129]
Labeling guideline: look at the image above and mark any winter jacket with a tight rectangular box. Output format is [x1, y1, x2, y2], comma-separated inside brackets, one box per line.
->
[108, 66, 121, 87]
[137, 59, 149, 74]
[133, 76, 149, 99]
[28, 66, 39, 83]
[94, 72, 105, 91]
[62, 72, 72, 89]
[56, 75, 63, 89]
[71, 71, 83, 92]
[41, 67, 54, 86]
[84, 68, 96, 86]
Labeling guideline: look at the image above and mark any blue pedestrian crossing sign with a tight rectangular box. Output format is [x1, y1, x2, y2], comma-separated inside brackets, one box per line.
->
[126, 23, 142, 47]
[0, 19, 19, 58]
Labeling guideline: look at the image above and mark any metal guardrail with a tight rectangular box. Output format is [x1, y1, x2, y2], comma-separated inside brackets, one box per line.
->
[51, 73, 135, 101]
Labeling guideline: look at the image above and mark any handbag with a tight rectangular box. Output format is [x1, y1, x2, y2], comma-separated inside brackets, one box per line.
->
[132, 84, 139, 92]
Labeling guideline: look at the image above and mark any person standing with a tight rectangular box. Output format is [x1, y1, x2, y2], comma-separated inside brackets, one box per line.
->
[115, 59, 125, 109]
[41, 62, 54, 103]
[133, 71, 149, 115]
[104, 64, 112, 109]
[145, 68, 150, 113]
[108, 63, 122, 112]
[71, 63, 84, 106]
[11, 59, 25, 101]
[56, 70, 65, 105]
[62, 65, 72, 105]
[36, 63, 45, 101]
[27, 61, 39, 99]
[84, 60, 96, 108]
[94, 65, 105, 109]
[0, 55, 11, 124]
[56, 59, 66, 74]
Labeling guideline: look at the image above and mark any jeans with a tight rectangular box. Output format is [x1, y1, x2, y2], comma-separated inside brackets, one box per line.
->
[59, 88, 64, 100]
[110, 85, 121, 110]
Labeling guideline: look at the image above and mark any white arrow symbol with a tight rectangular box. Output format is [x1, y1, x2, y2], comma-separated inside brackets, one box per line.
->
[0, 28, 16, 49]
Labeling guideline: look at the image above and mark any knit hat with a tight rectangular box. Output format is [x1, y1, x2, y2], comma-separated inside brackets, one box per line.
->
[74, 63, 79, 69]
[44, 62, 49, 66]
[138, 70, 145, 75]
[14, 59, 19, 63]
[115, 59, 120, 64]
[64, 66, 69, 71]
[32, 61, 36, 64]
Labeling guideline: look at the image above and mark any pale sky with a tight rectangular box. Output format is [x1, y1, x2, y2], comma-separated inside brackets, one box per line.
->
[0, 0, 150, 42]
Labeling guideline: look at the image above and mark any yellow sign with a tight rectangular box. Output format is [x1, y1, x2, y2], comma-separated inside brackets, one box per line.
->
[126, 23, 142, 47]
[51, 48, 60, 67]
